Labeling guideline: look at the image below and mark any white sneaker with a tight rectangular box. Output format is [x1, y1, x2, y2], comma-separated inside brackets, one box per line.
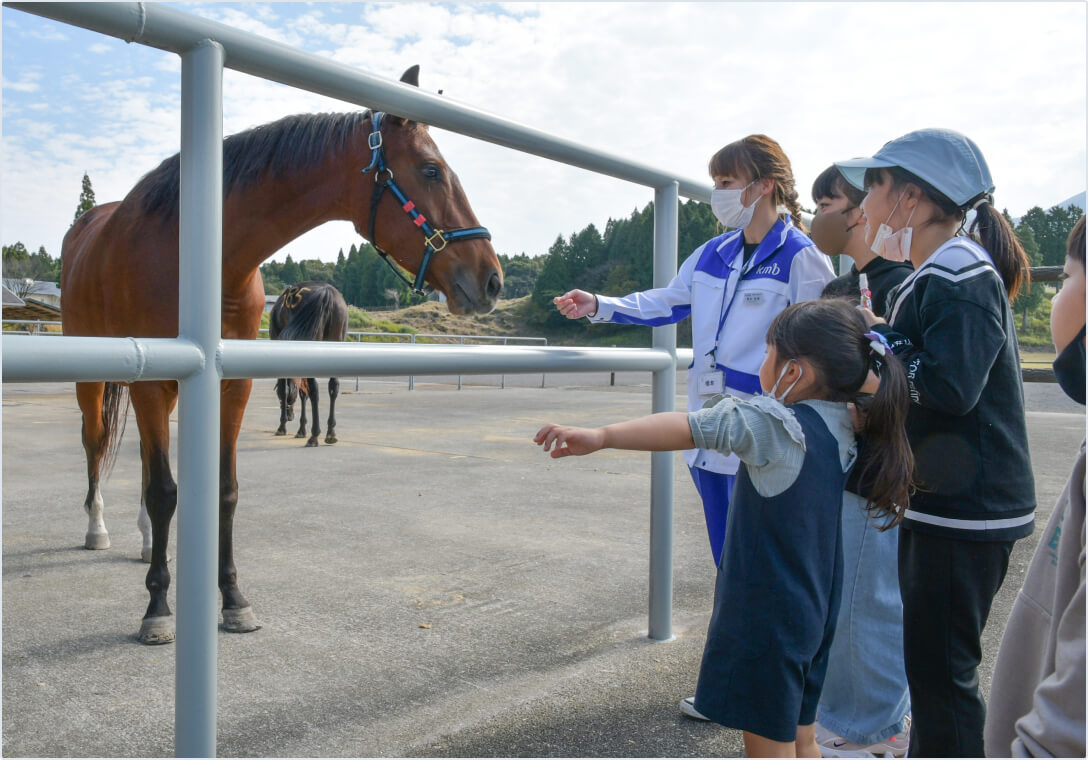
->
[814, 717, 910, 758]
[679, 696, 710, 721]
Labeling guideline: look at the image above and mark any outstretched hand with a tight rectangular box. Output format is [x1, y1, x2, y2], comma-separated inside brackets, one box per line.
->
[553, 290, 597, 320]
[534, 423, 606, 458]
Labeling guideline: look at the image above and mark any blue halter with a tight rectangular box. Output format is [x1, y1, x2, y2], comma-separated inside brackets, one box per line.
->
[360, 111, 492, 295]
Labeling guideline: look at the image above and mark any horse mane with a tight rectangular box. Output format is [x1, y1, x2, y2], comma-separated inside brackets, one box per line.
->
[128, 111, 372, 219]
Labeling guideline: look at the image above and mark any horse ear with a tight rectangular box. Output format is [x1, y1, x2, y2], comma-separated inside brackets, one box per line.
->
[400, 65, 420, 87]
[387, 66, 421, 126]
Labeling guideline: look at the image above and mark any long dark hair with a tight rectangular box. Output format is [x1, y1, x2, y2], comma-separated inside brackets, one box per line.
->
[709, 134, 806, 232]
[864, 167, 1030, 299]
[767, 299, 914, 527]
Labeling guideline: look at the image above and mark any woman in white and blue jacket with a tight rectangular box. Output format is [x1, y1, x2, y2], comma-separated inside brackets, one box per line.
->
[555, 134, 834, 719]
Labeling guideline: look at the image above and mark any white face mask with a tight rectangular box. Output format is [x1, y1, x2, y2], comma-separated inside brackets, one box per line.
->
[711, 180, 759, 229]
[867, 190, 915, 262]
[765, 360, 803, 404]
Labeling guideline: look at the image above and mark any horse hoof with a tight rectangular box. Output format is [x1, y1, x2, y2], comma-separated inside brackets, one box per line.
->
[305, 438, 319, 448]
[274, 429, 287, 437]
[325, 436, 337, 444]
[138, 616, 175, 645]
[220, 606, 261, 633]
[295, 432, 307, 439]
[85, 531, 111, 550]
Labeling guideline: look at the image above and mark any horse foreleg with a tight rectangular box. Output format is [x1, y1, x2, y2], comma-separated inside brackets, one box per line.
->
[304, 377, 321, 447]
[219, 379, 260, 633]
[325, 377, 339, 444]
[76, 382, 111, 550]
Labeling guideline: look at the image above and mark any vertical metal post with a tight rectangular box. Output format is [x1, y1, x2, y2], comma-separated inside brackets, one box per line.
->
[648, 182, 678, 642]
[175, 39, 224, 759]
[457, 336, 464, 390]
[409, 334, 415, 390]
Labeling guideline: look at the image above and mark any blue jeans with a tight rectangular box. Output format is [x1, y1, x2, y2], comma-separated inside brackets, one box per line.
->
[688, 467, 735, 567]
[816, 491, 911, 745]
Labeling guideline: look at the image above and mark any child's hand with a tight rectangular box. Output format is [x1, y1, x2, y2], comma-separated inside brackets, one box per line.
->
[553, 290, 597, 319]
[856, 305, 886, 328]
[534, 424, 606, 458]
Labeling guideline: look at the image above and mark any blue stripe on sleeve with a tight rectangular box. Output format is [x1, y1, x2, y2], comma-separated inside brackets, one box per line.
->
[610, 305, 692, 326]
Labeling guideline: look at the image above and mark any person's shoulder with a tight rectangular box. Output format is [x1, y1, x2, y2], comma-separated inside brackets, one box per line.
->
[862, 257, 914, 277]
[821, 271, 858, 299]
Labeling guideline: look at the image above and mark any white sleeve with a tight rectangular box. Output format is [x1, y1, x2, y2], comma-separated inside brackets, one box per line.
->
[589, 243, 701, 325]
[788, 245, 836, 304]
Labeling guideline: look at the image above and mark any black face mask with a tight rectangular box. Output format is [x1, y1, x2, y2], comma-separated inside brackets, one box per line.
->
[1053, 324, 1086, 405]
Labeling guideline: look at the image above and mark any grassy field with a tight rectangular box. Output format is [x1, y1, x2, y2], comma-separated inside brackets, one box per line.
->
[1021, 349, 1057, 367]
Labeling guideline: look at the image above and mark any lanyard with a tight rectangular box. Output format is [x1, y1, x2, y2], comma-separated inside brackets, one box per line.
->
[706, 240, 779, 368]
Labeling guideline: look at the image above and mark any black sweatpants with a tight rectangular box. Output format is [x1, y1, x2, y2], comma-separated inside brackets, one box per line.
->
[898, 527, 1014, 757]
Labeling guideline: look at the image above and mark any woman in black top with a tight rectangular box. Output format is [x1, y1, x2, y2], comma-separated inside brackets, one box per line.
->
[836, 128, 1035, 757]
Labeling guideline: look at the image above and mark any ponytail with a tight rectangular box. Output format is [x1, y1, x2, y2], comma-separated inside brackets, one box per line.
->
[767, 299, 915, 528]
[969, 197, 1030, 300]
[855, 340, 914, 529]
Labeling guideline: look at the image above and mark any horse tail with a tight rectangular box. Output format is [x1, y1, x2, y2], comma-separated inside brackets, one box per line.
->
[98, 382, 130, 479]
[279, 285, 340, 342]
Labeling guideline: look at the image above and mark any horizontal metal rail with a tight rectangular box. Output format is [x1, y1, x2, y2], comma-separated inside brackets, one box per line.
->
[2, 334, 205, 382]
[219, 341, 685, 380]
[6, 1, 712, 203]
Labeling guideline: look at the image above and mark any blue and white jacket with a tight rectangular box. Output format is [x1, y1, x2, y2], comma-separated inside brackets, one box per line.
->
[589, 218, 834, 474]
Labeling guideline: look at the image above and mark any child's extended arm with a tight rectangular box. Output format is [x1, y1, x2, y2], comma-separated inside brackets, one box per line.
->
[534, 412, 693, 458]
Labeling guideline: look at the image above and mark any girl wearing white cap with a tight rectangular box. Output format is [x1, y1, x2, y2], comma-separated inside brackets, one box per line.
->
[836, 128, 1035, 757]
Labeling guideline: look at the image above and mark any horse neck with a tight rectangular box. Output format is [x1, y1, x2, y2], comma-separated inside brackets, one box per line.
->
[222, 161, 361, 289]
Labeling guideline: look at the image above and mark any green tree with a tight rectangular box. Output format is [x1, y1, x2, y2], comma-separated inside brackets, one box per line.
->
[73, 172, 97, 224]
[1011, 219, 1044, 331]
[279, 254, 301, 286]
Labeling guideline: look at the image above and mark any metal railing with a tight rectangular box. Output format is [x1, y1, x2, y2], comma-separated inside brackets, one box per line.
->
[2, 3, 706, 755]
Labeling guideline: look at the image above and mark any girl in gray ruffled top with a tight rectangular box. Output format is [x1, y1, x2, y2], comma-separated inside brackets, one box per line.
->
[534, 298, 914, 757]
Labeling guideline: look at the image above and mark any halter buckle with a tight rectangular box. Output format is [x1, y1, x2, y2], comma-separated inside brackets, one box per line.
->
[425, 230, 448, 253]
[367, 130, 383, 151]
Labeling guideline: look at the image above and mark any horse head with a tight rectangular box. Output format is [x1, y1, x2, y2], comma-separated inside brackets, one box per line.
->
[353, 66, 503, 315]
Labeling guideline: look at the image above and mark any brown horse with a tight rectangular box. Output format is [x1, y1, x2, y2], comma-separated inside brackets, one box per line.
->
[60, 65, 501, 644]
[270, 281, 349, 446]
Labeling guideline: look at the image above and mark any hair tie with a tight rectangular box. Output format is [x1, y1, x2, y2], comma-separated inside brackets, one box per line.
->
[864, 330, 890, 357]
[970, 193, 993, 212]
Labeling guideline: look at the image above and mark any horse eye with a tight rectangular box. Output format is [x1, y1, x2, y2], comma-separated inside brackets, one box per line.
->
[422, 164, 443, 181]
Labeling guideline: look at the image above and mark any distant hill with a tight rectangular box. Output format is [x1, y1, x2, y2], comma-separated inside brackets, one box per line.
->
[1058, 191, 1086, 211]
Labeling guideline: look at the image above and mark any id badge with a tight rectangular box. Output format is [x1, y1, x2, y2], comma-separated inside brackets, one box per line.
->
[698, 370, 724, 395]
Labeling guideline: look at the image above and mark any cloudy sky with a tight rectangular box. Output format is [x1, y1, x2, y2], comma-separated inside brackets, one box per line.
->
[2, 2, 1085, 267]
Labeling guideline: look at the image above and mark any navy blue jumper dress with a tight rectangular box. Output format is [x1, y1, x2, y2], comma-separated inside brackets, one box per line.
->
[693, 403, 847, 742]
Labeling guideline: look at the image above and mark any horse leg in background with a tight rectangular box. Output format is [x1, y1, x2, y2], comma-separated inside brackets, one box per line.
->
[219, 379, 260, 633]
[304, 377, 321, 447]
[275, 378, 290, 436]
[286, 378, 297, 421]
[76, 382, 111, 550]
[130, 381, 179, 645]
[325, 377, 340, 444]
[295, 380, 309, 439]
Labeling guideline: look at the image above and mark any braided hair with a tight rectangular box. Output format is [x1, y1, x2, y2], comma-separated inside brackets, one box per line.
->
[709, 134, 806, 232]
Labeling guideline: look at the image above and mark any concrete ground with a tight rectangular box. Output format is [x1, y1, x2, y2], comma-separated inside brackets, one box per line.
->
[1, 372, 1083, 758]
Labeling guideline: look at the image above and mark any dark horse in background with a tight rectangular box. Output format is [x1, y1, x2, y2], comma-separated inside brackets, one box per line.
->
[270, 282, 349, 446]
[60, 65, 502, 644]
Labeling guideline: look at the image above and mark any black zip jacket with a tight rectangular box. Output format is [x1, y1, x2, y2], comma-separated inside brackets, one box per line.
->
[872, 237, 1035, 541]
